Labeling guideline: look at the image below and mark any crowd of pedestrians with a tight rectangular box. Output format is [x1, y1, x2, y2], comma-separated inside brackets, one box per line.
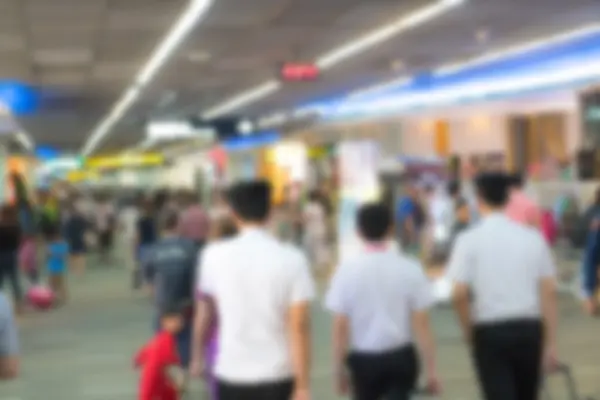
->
[1, 169, 597, 400]
[135, 172, 563, 400]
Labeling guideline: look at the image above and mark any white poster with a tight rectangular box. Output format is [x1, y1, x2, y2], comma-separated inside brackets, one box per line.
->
[337, 140, 381, 263]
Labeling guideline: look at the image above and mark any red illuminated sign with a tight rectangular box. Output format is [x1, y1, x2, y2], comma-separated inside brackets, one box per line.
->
[280, 63, 320, 81]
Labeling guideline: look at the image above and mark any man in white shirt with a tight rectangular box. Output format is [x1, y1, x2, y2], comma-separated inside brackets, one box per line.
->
[325, 203, 440, 400]
[447, 172, 559, 400]
[191, 180, 315, 400]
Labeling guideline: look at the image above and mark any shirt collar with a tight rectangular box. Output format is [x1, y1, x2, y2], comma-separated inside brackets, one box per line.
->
[240, 226, 270, 237]
[481, 211, 508, 222]
[364, 241, 389, 252]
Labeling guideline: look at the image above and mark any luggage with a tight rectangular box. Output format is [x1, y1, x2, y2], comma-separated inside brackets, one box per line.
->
[543, 363, 595, 400]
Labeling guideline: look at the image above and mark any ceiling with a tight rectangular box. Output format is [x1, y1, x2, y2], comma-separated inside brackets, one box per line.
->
[2, 0, 600, 153]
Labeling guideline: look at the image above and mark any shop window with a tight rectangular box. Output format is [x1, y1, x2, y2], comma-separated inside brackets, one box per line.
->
[507, 113, 566, 175]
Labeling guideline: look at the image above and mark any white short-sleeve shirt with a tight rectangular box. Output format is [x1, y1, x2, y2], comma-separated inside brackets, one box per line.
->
[325, 248, 433, 353]
[197, 228, 315, 383]
[446, 213, 556, 324]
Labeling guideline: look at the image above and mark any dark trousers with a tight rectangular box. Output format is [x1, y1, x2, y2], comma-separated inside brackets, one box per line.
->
[347, 345, 419, 400]
[0, 251, 22, 303]
[473, 319, 543, 400]
[217, 379, 294, 400]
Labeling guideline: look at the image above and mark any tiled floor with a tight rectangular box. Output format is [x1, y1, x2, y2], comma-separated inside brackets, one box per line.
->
[1, 256, 599, 399]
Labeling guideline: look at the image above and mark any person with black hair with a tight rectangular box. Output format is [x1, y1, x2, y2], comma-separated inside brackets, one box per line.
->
[0, 205, 23, 313]
[143, 211, 197, 368]
[191, 180, 315, 400]
[325, 202, 440, 400]
[447, 180, 461, 200]
[134, 198, 158, 289]
[447, 172, 559, 400]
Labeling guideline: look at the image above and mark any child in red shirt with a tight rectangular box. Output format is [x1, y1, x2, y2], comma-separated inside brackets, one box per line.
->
[135, 305, 186, 400]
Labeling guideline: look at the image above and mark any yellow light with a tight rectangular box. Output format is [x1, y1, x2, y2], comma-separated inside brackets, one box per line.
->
[85, 153, 164, 169]
[66, 170, 99, 183]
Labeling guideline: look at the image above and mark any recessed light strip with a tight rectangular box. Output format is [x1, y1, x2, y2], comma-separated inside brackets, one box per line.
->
[326, 58, 600, 119]
[202, 80, 281, 119]
[200, 0, 466, 119]
[316, 0, 465, 69]
[81, 0, 214, 156]
[436, 23, 600, 75]
[347, 23, 600, 99]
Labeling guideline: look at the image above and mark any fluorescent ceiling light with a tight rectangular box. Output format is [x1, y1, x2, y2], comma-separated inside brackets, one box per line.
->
[257, 112, 288, 129]
[202, 80, 281, 119]
[80, 0, 214, 156]
[436, 23, 600, 75]
[200, 0, 465, 119]
[347, 76, 411, 99]
[15, 131, 34, 151]
[146, 120, 216, 141]
[316, 0, 465, 69]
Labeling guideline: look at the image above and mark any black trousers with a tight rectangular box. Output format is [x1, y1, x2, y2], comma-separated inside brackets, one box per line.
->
[0, 251, 22, 303]
[217, 378, 294, 400]
[473, 319, 543, 400]
[347, 345, 419, 400]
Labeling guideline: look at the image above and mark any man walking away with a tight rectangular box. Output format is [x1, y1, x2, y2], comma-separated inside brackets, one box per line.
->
[178, 191, 210, 249]
[447, 172, 558, 400]
[325, 203, 440, 400]
[191, 180, 315, 400]
[143, 212, 197, 368]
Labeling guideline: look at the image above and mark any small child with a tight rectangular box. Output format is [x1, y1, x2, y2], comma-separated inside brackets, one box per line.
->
[45, 226, 69, 304]
[135, 304, 185, 400]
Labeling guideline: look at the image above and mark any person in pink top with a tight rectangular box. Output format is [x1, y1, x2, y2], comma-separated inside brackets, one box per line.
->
[505, 173, 541, 228]
[177, 191, 210, 248]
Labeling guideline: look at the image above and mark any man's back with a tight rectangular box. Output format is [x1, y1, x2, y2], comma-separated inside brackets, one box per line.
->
[448, 214, 554, 323]
[199, 228, 314, 382]
[326, 250, 431, 352]
[146, 237, 197, 308]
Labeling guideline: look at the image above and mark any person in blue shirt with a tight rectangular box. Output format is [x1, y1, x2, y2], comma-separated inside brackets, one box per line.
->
[396, 185, 423, 251]
[45, 226, 69, 305]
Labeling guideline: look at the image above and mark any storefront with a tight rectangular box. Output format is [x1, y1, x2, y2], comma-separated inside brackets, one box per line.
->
[398, 90, 580, 178]
[258, 141, 308, 205]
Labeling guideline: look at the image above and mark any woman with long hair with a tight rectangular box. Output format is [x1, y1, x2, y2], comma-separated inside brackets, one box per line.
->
[0, 205, 23, 313]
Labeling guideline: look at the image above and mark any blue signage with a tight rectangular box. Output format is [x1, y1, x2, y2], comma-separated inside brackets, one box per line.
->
[0, 81, 39, 116]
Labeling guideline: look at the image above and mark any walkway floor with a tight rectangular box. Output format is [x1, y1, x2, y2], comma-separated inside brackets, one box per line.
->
[1, 258, 600, 399]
